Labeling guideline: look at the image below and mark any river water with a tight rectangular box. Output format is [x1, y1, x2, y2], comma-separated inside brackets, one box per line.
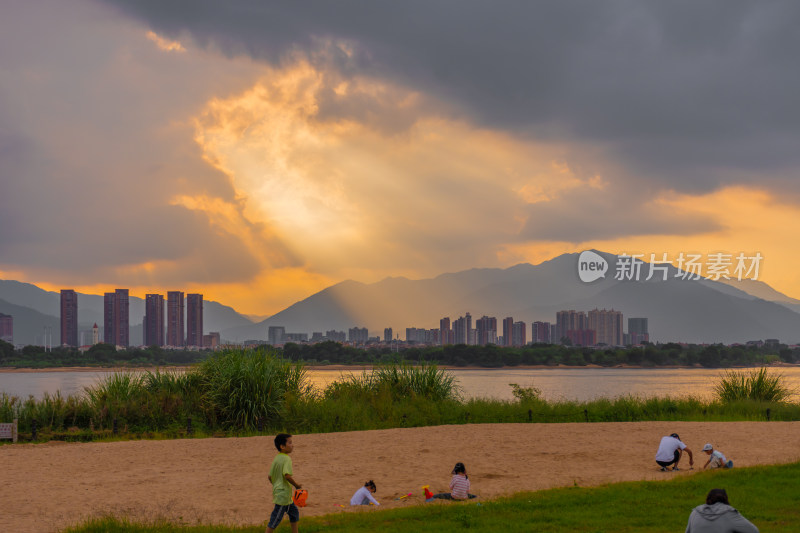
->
[2, 367, 800, 402]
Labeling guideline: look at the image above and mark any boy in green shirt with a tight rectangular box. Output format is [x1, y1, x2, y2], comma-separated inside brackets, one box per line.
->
[266, 433, 302, 533]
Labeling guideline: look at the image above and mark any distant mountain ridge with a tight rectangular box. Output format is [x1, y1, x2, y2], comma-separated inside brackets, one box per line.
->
[0, 280, 254, 346]
[220, 251, 800, 344]
[4, 251, 800, 346]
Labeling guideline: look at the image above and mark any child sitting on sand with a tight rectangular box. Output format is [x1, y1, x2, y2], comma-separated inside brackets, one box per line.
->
[701, 443, 734, 469]
[350, 480, 380, 506]
[433, 462, 476, 500]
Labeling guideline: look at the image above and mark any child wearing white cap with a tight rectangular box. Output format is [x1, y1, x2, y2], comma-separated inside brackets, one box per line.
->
[701, 443, 733, 469]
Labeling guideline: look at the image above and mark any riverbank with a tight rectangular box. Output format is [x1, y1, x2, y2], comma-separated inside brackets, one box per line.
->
[2, 421, 798, 533]
[2, 361, 797, 373]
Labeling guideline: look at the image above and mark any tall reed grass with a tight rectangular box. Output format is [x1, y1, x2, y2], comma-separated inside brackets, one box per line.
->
[323, 360, 460, 402]
[197, 347, 311, 429]
[714, 367, 793, 402]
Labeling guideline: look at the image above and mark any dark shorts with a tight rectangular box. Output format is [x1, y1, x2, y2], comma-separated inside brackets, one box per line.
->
[656, 449, 681, 467]
[267, 503, 299, 529]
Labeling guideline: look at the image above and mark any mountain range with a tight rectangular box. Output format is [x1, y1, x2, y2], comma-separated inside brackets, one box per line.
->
[3, 250, 800, 346]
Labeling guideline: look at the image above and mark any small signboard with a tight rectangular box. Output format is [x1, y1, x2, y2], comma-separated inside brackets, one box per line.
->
[0, 419, 18, 443]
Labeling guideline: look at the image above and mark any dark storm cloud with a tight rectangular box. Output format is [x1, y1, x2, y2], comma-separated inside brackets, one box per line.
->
[0, 0, 298, 286]
[518, 186, 723, 243]
[105, 0, 800, 192]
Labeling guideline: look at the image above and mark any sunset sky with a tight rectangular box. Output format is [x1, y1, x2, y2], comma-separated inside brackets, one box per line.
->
[3, 1, 800, 317]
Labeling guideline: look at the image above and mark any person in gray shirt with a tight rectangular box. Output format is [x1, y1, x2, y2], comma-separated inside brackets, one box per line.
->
[686, 488, 758, 533]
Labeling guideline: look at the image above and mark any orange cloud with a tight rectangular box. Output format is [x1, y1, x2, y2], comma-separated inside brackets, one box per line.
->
[145, 31, 185, 52]
[502, 185, 800, 299]
[191, 61, 598, 293]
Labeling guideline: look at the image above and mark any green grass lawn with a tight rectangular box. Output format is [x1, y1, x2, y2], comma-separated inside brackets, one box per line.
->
[64, 461, 800, 532]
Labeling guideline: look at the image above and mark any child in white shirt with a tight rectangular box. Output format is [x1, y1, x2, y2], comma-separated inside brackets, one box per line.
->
[350, 480, 380, 506]
[702, 443, 733, 469]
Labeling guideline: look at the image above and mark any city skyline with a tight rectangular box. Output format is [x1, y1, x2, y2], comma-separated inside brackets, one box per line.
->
[252, 307, 648, 349]
[48, 283, 642, 348]
[3, 3, 800, 318]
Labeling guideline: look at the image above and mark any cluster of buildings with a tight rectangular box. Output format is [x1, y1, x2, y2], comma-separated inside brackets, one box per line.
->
[266, 309, 650, 348]
[265, 326, 366, 345]
[422, 309, 648, 347]
[58, 289, 218, 350]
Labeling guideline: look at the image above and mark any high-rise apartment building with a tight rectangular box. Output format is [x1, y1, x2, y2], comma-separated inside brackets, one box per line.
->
[566, 329, 596, 346]
[166, 291, 184, 347]
[511, 321, 527, 347]
[144, 294, 165, 347]
[452, 313, 473, 345]
[532, 321, 551, 343]
[0, 313, 12, 343]
[326, 330, 346, 342]
[103, 289, 129, 347]
[502, 317, 514, 347]
[60, 289, 78, 347]
[268, 326, 285, 345]
[555, 310, 587, 343]
[588, 308, 623, 346]
[476, 315, 497, 345]
[439, 317, 450, 346]
[452, 315, 466, 344]
[383, 327, 393, 343]
[627, 317, 649, 344]
[186, 293, 203, 347]
[348, 327, 368, 344]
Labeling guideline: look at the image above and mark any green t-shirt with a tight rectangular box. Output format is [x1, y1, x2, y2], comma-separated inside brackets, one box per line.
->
[269, 453, 294, 505]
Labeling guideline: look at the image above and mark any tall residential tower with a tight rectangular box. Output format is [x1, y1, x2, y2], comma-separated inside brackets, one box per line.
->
[186, 294, 203, 347]
[103, 289, 129, 347]
[166, 291, 184, 347]
[144, 294, 165, 347]
[60, 289, 78, 347]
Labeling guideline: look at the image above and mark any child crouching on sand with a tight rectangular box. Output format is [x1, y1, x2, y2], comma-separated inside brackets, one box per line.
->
[433, 462, 476, 500]
[350, 480, 380, 506]
[702, 443, 734, 469]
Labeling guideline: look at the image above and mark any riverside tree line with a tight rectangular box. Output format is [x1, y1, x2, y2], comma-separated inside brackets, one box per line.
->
[1, 338, 799, 369]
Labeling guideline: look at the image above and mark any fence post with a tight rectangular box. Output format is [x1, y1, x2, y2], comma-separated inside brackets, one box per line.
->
[528, 409, 532, 422]
[113, 418, 118, 435]
[766, 408, 771, 421]
[584, 409, 589, 423]
[187, 416, 193, 435]
[13, 418, 18, 443]
[31, 419, 37, 441]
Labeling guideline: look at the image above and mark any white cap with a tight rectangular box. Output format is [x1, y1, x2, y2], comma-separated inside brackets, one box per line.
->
[702, 443, 713, 451]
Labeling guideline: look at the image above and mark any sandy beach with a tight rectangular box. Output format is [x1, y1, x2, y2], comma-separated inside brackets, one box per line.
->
[2, 421, 799, 532]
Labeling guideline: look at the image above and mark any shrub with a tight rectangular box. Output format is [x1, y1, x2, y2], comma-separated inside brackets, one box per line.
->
[714, 367, 793, 403]
[196, 347, 310, 429]
[509, 383, 541, 402]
